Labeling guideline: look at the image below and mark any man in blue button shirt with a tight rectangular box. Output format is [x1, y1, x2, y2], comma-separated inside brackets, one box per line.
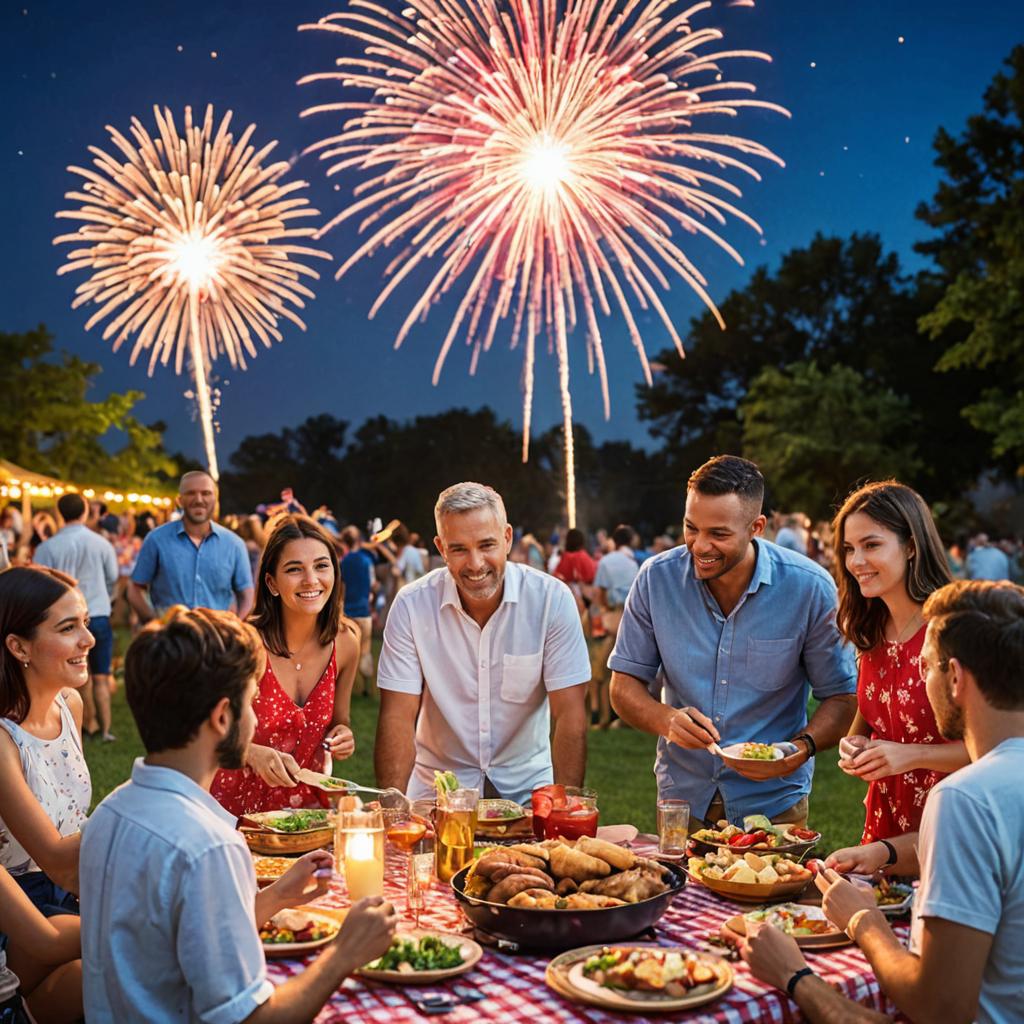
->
[609, 456, 857, 827]
[128, 471, 254, 621]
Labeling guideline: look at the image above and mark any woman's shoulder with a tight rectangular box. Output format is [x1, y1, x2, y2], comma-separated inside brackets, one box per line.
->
[335, 617, 361, 650]
[60, 687, 84, 722]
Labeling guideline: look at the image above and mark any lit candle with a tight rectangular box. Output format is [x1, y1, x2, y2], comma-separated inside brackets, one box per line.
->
[344, 829, 384, 901]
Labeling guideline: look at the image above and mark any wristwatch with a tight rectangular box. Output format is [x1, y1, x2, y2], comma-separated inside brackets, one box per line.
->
[793, 733, 817, 758]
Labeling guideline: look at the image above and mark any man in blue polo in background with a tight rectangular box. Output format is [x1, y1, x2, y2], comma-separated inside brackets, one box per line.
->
[609, 455, 857, 828]
[128, 471, 254, 622]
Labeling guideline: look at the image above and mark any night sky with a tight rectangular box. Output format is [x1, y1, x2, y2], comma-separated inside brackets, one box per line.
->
[3, 1, 1021, 467]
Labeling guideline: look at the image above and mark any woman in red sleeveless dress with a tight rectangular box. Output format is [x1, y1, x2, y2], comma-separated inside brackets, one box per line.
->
[832, 481, 969, 844]
[212, 516, 359, 817]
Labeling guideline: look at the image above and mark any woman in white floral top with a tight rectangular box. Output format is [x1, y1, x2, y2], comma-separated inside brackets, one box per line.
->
[833, 481, 970, 842]
[0, 567, 92, 913]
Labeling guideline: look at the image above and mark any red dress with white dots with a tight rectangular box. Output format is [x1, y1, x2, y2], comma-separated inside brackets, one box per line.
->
[858, 625, 949, 842]
[211, 644, 337, 817]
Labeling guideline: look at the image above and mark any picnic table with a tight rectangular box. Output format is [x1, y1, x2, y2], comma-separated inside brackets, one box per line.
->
[266, 841, 908, 1023]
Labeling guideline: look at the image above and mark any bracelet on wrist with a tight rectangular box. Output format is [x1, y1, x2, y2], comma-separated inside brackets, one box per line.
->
[846, 908, 878, 941]
[878, 839, 898, 866]
[786, 966, 815, 998]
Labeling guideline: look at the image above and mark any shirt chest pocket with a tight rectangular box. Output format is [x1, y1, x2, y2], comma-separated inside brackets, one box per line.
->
[501, 652, 544, 703]
[745, 637, 801, 690]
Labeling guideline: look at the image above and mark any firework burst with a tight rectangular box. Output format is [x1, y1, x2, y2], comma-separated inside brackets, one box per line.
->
[54, 105, 331, 478]
[301, 0, 787, 525]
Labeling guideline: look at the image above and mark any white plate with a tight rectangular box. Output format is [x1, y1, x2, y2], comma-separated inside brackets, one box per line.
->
[357, 929, 482, 984]
[260, 908, 342, 957]
[596, 824, 639, 844]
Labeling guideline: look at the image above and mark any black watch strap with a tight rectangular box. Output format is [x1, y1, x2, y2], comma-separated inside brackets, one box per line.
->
[786, 966, 815, 998]
[879, 838, 898, 865]
[794, 733, 817, 758]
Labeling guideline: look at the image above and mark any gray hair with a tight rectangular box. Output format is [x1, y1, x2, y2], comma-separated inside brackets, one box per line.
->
[179, 470, 217, 493]
[434, 482, 507, 535]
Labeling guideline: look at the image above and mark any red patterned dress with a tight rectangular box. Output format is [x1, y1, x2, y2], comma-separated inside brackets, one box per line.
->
[211, 644, 337, 817]
[858, 625, 949, 842]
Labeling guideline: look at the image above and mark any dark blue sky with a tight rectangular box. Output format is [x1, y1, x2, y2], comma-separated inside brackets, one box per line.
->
[3, 1, 1021, 466]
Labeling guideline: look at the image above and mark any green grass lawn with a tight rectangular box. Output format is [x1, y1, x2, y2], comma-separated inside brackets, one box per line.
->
[86, 637, 866, 853]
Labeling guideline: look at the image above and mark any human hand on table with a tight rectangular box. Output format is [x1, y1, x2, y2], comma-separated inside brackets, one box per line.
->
[738, 919, 810, 992]
[246, 744, 300, 788]
[322, 724, 355, 762]
[815, 866, 878, 934]
[666, 706, 720, 749]
[841, 739, 915, 782]
[336, 896, 398, 965]
[268, 849, 335, 905]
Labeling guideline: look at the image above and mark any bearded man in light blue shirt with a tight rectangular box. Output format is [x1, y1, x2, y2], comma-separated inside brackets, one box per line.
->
[609, 456, 857, 826]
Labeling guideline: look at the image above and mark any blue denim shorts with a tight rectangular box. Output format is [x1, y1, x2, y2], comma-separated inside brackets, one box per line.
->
[87, 614, 114, 675]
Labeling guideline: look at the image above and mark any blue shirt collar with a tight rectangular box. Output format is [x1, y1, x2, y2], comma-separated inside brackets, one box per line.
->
[173, 520, 224, 541]
[130, 758, 238, 829]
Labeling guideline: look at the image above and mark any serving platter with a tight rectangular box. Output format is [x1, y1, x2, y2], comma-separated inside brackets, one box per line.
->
[545, 944, 733, 1013]
[357, 929, 483, 984]
[688, 870, 811, 904]
[239, 808, 335, 856]
[252, 855, 300, 886]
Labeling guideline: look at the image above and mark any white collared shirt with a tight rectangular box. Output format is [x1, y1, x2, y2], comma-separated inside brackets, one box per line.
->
[80, 759, 274, 1024]
[377, 562, 590, 804]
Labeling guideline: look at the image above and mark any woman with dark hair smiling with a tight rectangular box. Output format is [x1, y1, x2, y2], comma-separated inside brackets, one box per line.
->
[211, 515, 359, 816]
[833, 480, 970, 843]
[0, 567, 92, 913]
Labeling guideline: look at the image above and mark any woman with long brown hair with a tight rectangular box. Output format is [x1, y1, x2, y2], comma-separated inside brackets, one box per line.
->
[833, 481, 969, 842]
[211, 516, 359, 816]
[0, 567, 92, 913]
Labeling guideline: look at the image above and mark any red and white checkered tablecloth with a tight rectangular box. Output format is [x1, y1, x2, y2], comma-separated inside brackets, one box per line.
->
[265, 843, 908, 1023]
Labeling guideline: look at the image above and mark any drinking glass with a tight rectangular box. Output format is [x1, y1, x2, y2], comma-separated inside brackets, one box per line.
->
[544, 787, 599, 840]
[384, 807, 430, 921]
[434, 787, 478, 883]
[656, 798, 690, 858]
[336, 808, 385, 900]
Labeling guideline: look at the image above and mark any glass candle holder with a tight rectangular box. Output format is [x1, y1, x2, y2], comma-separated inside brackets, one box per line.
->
[336, 808, 384, 901]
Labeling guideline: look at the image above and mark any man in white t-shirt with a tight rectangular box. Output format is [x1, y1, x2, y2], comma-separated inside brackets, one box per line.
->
[374, 482, 590, 804]
[81, 607, 396, 1024]
[808, 580, 1024, 1024]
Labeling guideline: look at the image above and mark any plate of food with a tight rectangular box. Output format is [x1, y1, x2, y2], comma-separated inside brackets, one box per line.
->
[259, 907, 343, 957]
[725, 903, 850, 949]
[688, 815, 820, 858]
[251, 855, 300, 886]
[874, 878, 915, 916]
[239, 808, 335, 855]
[718, 742, 798, 779]
[546, 944, 732, 1013]
[358, 930, 483, 984]
[687, 849, 812, 903]
[475, 799, 534, 840]
[452, 836, 686, 949]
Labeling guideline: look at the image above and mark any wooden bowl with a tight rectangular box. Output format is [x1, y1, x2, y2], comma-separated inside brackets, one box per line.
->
[688, 869, 811, 904]
[241, 827, 333, 856]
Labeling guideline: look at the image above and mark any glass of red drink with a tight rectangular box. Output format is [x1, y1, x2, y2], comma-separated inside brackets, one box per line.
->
[531, 785, 598, 840]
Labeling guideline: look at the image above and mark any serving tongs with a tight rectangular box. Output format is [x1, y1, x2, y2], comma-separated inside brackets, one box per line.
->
[294, 769, 410, 811]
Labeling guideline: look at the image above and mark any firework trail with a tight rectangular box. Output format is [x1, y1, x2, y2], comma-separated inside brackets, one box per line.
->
[301, 0, 787, 524]
[54, 105, 331, 479]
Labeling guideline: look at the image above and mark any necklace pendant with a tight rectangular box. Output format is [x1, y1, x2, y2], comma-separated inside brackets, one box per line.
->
[295, 663, 302, 671]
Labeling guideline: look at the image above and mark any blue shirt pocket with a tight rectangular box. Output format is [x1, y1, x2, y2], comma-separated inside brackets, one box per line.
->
[745, 637, 801, 690]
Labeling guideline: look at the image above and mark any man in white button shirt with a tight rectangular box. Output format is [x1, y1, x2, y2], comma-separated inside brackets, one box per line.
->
[374, 482, 590, 804]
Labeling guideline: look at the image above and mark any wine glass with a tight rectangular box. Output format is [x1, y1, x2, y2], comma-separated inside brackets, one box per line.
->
[384, 809, 429, 923]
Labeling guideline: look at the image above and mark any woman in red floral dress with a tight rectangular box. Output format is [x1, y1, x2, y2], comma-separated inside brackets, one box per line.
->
[832, 481, 969, 843]
[212, 516, 359, 817]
